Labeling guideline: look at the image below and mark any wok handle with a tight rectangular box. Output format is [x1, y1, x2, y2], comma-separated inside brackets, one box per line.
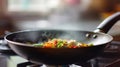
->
[95, 12, 120, 33]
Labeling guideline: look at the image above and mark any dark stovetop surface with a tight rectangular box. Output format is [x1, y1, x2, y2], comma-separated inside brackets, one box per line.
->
[0, 41, 120, 67]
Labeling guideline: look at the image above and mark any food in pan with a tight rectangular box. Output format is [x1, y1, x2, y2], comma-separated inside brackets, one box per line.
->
[33, 38, 93, 48]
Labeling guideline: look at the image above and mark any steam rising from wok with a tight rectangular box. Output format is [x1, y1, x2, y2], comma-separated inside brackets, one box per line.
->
[11, 30, 112, 46]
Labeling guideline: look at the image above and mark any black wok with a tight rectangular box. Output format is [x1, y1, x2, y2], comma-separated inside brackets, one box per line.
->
[5, 12, 120, 65]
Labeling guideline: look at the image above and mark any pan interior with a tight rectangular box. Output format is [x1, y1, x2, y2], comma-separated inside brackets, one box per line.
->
[6, 30, 113, 46]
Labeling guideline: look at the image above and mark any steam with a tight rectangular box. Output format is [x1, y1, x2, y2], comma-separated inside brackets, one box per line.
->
[56, 31, 84, 41]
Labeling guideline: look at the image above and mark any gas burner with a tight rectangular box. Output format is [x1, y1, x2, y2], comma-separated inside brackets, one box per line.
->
[17, 62, 86, 67]
[17, 62, 79, 67]
[41, 64, 82, 67]
[17, 60, 96, 67]
[17, 58, 100, 67]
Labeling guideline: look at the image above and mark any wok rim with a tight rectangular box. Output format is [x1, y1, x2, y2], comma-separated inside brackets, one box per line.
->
[4, 29, 113, 48]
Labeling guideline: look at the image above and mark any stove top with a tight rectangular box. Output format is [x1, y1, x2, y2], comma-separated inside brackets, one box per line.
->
[17, 62, 89, 67]
[0, 41, 120, 67]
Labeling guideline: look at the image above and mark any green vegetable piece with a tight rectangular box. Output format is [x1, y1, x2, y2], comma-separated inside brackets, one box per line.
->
[33, 43, 43, 47]
[57, 40, 64, 48]
[89, 43, 94, 46]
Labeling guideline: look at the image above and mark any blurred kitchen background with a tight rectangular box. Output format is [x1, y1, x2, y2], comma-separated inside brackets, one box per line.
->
[0, 0, 120, 40]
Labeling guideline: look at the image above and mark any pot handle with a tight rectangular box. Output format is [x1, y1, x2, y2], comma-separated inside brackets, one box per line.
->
[94, 12, 120, 33]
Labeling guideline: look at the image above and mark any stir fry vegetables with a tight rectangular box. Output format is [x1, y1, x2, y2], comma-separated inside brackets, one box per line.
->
[33, 39, 93, 48]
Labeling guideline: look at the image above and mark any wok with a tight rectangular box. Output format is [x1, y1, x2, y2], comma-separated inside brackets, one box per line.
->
[5, 12, 120, 65]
